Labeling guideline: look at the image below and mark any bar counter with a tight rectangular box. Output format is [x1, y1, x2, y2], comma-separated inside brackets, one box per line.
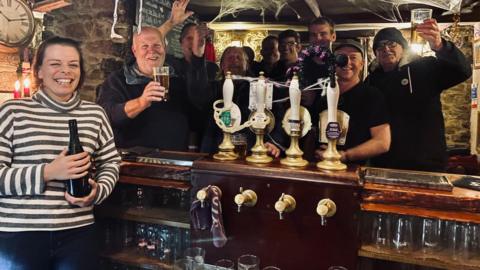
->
[98, 155, 480, 270]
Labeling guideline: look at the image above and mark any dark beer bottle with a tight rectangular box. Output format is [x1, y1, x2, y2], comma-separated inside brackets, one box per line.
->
[66, 119, 91, 197]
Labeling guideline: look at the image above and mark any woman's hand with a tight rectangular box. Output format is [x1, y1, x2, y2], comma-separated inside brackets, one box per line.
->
[64, 179, 98, 207]
[44, 149, 91, 182]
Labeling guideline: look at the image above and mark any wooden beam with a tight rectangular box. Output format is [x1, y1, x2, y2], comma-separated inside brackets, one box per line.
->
[33, 0, 72, 13]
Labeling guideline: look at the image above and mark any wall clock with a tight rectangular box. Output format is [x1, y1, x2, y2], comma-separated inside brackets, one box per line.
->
[0, 0, 35, 47]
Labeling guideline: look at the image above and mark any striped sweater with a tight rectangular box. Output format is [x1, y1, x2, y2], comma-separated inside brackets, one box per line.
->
[0, 89, 121, 232]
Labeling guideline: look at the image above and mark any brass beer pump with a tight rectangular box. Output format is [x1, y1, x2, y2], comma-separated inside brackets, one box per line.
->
[316, 77, 347, 170]
[280, 74, 311, 167]
[213, 72, 252, 161]
[246, 72, 274, 164]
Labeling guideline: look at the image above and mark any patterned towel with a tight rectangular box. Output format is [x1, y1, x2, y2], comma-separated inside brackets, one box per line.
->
[190, 185, 227, 247]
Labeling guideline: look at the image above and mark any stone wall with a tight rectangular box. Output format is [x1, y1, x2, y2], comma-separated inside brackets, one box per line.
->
[44, 0, 134, 101]
[0, 47, 19, 97]
[441, 26, 474, 151]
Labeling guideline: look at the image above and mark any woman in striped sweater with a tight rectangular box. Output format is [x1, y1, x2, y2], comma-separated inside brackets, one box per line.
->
[0, 37, 121, 269]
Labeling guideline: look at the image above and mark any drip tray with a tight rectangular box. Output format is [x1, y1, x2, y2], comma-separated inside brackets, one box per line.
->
[364, 167, 453, 191]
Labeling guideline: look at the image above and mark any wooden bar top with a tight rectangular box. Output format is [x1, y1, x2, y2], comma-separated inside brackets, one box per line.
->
[119, 156, 480, 221]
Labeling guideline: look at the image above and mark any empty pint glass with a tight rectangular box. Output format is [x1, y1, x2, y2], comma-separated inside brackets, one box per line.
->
[153, 66, 170, 101]
[410, 8, 432, 44]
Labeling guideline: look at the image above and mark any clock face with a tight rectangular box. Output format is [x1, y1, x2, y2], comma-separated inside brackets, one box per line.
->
[0, 0, 35, 47]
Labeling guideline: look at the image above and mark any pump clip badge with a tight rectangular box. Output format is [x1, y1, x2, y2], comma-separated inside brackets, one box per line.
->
[326, 122, 341, 140]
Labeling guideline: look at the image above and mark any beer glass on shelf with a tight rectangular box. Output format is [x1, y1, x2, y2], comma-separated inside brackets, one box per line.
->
[410, 8, 432, 44]
[153, 66, 170, 101]
[392, 215, 414, 253]
[372, 213, 391, 249]
[238, 254, 260, 270]
[215, 259, 235, 269]
[446, 221, 467, 261]
[184, 247, 205, 270]
[421, 218, 441, 254]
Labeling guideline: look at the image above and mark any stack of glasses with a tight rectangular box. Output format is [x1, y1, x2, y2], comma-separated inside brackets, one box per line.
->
[362, 212, 480, 263]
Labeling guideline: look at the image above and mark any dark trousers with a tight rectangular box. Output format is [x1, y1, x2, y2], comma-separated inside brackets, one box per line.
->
[0, 224, 98, 270]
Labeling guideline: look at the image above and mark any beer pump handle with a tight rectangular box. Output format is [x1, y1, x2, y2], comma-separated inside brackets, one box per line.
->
[289, 74, 301, 122]
[326, 80, 340, 123]
[223, 71, 234, 110]
[256, 72, 266, 113]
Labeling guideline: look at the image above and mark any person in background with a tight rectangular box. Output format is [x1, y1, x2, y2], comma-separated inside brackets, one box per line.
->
[166, 22, 219, 82]
[366, 22, 472, 172]
[308, 16, 337, 48]
[166, 22, 220, 150]
[303, 16, 338, 108]
[314, 39, 390, 165]
[97, 26, 212, 151]
[270, 29, 302, 82]
[243, 45, 256, 74]
[0, 36, 121, 269]
[201, 46, 282, 157]
[251, 35, 280, 78]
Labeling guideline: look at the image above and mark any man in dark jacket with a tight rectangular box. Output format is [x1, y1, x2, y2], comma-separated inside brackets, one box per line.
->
[97, 26, 213, 151]
[366, 20, 472, 172]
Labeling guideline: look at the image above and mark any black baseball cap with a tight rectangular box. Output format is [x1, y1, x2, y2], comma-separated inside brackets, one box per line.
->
[333, 39, 364, 57]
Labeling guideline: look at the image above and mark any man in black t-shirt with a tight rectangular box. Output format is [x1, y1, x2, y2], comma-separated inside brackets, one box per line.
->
[314, 40, 391, 165]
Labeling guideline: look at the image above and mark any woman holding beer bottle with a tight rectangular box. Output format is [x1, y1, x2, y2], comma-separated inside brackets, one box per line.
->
[0, 36, 121, 269]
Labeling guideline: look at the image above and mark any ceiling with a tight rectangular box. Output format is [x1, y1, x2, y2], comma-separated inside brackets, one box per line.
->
[188, 0, 480, 27]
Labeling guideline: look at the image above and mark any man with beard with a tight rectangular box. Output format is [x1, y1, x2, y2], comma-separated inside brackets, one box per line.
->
[97, 26, 212, 151]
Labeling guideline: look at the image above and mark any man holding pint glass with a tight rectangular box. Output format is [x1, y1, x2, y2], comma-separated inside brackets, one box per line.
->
[366, 13, 472, 172]
[97, 24, 213, 151]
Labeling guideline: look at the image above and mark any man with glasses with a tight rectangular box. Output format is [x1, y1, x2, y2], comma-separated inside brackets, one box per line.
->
[270, 29, 302, 81]
[366, 23, 472, 172]
[315, 40, 390, 165]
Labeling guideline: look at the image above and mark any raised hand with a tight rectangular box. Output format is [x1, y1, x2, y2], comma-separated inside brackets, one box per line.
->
[416, 18, 443, 51]
[44, 149, 91, 181]
[169, 0, 194, 26]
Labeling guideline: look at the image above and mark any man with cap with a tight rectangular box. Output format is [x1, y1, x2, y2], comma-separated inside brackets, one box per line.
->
[314, 39, 391, 165]
[366, 19, 472, 172]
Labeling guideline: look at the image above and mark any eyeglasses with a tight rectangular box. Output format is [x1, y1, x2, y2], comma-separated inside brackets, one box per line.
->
[375, 40, 398, 51]
[279, 41, 297, 48]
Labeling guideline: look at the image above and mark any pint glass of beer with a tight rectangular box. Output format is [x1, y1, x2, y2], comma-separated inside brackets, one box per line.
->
[153, 66, 169, 101]
[410, 8, 432, 44]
